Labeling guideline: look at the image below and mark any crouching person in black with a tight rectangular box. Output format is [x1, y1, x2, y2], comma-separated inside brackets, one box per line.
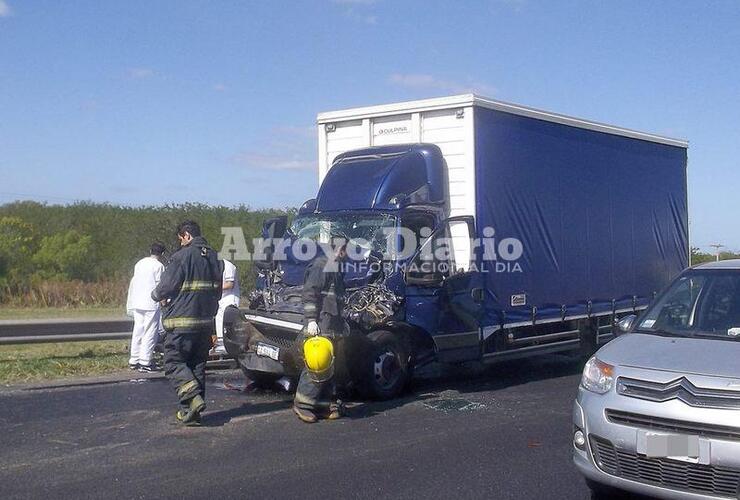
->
[293, 238, 349, 423]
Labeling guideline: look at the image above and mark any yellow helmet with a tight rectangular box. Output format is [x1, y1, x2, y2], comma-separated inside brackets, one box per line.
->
[303, 336, 334, 383]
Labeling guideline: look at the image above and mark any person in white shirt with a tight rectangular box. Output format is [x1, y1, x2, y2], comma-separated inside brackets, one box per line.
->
[126, 243, 166, 371]
[213, 258, 240, 354]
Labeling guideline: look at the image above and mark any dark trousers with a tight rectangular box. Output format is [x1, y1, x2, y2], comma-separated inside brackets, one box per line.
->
[294, 322, 347, 413]
[163, 330, 211, 410]
[294, 367, 336, 412]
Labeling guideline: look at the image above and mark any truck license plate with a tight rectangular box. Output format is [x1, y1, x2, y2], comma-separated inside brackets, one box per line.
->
[256, 343, 280, 361]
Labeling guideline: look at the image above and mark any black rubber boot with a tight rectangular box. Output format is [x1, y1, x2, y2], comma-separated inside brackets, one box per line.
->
[293, 406, 318, 424]
[176, 409, 202, 427]
[189, 395, 206, 414]
[326, 400, 345, 420]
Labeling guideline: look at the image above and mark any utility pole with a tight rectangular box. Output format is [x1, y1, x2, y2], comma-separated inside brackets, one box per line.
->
[709, 243, 725, 262]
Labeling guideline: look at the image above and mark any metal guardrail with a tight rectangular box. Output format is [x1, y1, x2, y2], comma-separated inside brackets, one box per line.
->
[0, 318, 133, 345]
[0, 318, 238, 368]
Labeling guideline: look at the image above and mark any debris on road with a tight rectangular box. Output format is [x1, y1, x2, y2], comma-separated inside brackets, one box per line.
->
[422, 398, 486, 413]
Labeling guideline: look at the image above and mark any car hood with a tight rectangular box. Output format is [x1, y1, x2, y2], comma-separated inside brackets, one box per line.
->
[597, 333, 740, 380]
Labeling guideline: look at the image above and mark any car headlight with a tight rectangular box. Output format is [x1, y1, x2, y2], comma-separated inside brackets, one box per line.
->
[581, 357, 615, 394]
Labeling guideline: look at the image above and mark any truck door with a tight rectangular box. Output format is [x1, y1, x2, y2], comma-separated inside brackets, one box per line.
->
[406, 216, 483, 362]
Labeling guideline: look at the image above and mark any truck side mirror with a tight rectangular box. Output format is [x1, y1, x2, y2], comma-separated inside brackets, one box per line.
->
[256, 216, 288, 270]
[262, 216, 288, 240]
[298, 198, 317, 215]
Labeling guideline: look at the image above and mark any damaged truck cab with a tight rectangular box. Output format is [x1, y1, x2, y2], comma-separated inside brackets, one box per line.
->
[226, 143, 477, 399]
[225, 95, 689, 400]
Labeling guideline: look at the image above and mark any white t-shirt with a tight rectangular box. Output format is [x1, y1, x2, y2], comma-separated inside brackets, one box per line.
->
[219, 259, 240, 308]
[126, 256, 164, 313]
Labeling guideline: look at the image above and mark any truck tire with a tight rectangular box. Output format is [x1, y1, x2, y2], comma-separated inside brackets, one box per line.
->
[359, 330, 410, 400]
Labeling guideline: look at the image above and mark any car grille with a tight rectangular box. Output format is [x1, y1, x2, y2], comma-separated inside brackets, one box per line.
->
[590, 435, 740, 498]
[618, 376, 740, 410]
[606, 409, 740, 442]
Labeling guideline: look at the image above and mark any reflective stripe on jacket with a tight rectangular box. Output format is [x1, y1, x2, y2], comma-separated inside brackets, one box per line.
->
[162, 317, 215, 330]
[180, 280, 221, 292]
[152, 236, 223, 333]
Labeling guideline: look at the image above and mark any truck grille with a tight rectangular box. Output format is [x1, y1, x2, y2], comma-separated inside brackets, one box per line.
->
[617, 376, 740, 410]
[606, 409, 740, 442]
[590, 435, 740, 498]
[262, 333, 296, 349]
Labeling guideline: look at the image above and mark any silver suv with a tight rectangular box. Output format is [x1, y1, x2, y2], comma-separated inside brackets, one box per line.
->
[573, 260, 740, 499]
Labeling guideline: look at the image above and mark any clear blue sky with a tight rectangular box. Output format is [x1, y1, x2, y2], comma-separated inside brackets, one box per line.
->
[0, 1, 738, 250]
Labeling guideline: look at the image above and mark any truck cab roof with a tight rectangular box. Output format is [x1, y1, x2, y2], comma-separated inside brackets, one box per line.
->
[315, 143, 448, 212]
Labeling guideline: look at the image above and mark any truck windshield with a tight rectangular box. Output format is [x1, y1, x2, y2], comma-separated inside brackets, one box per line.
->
[289, 213, 397, 256]
[636, 271, 740, 340]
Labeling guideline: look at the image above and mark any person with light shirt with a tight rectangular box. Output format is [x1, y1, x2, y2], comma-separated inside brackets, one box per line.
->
[126, 242, 166, 372]
[213, 258, 240, 354]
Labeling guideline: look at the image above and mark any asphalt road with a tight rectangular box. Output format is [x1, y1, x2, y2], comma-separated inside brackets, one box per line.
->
[0, 354, 601, 500]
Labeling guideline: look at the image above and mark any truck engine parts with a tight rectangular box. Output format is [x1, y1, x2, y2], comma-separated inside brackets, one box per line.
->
[344, 284, 403, 330]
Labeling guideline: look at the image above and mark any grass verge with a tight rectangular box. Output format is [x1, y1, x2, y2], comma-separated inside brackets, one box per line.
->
[0, 340, 131, 385]
[0, 306, 126, 320]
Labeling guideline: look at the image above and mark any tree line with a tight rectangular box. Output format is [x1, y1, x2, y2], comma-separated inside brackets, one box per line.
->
[0, 200, 736, 308]
[0, 201, 291, 307]
[691, 247, 740, 265]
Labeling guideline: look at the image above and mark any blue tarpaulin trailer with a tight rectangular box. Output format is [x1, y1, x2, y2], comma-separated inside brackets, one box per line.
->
[472, 104, 689, 333]
[228, 94, 689, 399]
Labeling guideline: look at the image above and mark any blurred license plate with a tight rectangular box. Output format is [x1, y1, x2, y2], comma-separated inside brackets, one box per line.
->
[256, 343, 280, 361]
[637, 431, 704, 463]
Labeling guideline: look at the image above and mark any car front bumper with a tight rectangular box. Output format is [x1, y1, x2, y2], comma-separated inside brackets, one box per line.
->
[573, 386, 740, 500]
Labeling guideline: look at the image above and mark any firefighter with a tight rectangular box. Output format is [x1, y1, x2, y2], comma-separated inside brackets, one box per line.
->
[152, 220, 222, 426]
[293, 237, 348, 423]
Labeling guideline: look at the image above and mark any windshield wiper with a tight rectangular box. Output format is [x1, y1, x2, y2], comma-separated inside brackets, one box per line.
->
[692, 331, 740, 341]
[634, 328, 695, 338]
[636, 328, 740, 341]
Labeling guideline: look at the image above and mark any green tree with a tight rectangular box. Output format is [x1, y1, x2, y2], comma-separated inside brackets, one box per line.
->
[0, 201, 292, 305]
[32, 230, 94, 281]
[0, 216, 38, 288]
[690, 247, 740, 265]
[690, 247, 715, 265]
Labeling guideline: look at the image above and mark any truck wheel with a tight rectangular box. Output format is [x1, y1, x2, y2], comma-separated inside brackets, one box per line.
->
[359, 330, 410, 400]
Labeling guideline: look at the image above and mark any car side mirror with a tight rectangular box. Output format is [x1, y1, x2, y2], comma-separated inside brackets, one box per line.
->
[616, 315, 637, 335]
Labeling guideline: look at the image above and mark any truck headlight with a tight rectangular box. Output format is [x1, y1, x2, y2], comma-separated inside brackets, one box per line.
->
[581, 357, 615, 394]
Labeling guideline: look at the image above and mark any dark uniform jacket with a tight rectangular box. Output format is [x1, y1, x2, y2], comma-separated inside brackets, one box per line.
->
[152, 236, 223, 333]
[302, 254, 346, 337]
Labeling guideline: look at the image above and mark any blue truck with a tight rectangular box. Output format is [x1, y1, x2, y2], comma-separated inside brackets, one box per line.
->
[224, 94, 689, 399]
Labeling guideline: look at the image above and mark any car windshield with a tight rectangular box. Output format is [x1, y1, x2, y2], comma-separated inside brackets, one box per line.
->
[636, 270, 740, 340]
[289, 212, 396, 256]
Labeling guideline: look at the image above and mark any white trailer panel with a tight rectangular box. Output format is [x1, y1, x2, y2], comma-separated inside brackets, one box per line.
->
[319, 103, 476, 220]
